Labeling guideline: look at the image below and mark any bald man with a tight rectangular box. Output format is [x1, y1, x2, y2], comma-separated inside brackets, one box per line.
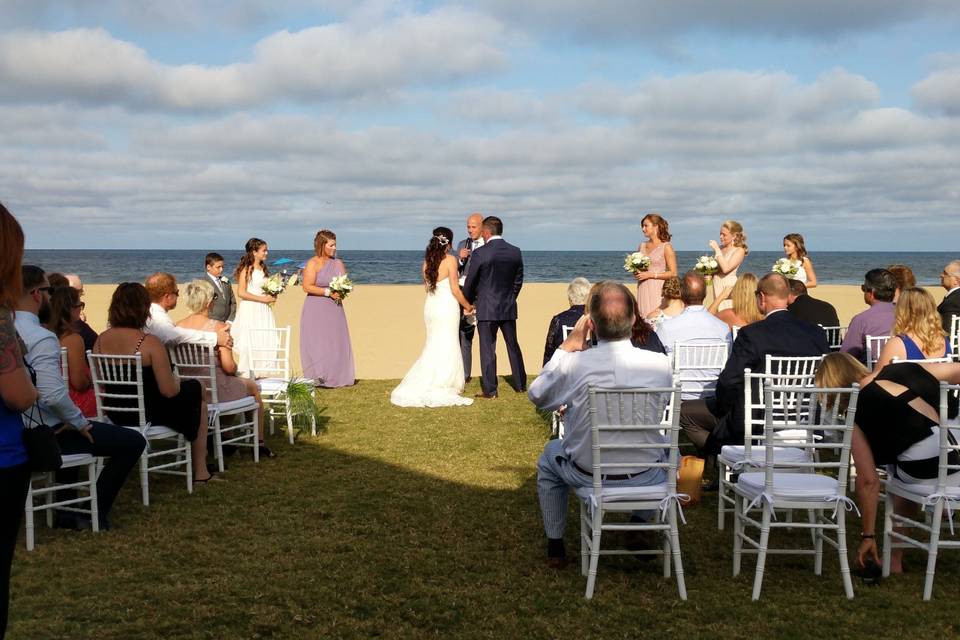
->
[456, 212, 485, 381]
[679, 273, 829, 458]
[938, 260, 960, 332]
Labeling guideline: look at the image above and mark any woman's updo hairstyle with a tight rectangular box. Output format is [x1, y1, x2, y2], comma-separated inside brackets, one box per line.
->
[424, 227, 454, 292]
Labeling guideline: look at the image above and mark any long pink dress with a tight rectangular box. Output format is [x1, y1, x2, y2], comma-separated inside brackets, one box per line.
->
[300, 259, 356, 387]
[635, 242, 667, 318]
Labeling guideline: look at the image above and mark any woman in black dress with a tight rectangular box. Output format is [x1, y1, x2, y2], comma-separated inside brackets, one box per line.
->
[93, 283, 217, 482]
[816, 353, 960, 573]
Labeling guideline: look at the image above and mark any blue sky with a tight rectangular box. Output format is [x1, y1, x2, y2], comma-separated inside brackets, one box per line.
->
[1, 1, 959, 252]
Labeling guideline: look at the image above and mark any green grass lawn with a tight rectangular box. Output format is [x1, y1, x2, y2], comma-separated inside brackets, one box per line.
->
[9, 378, 960, 639]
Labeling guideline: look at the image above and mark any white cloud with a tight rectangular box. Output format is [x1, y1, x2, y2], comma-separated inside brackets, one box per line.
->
[913, 66, 960, 116]
[474, 0, 960, 42]
[0, 9, 508, 110]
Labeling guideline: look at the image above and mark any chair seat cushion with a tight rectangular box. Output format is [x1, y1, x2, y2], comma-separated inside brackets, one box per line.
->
[143, 424, 180, 439]
[212, 396, 258, 414]
[574, 482, 669, 504]
[886, 477, 960, 501]
[61, 453, 96, 467]
[719, 445, 811, 465]
[736, 472, 839, 501]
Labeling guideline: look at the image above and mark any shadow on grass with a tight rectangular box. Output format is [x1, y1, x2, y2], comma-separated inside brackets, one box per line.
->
[9, 379, 960, 639]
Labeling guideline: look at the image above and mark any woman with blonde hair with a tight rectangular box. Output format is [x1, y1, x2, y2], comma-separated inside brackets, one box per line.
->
[708, 220, 748, 310]
[782, 233, 818, 288]
[177, 279, 273, 457]
[874, 287, 950, 369]
[634, 213, 678, 317]
[710, 273, 763, 329]
[300, 229, 355, 387]
[646, 275, 684, 329]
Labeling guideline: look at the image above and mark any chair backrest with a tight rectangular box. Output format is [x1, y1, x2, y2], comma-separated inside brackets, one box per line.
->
[731, 326, 740, 341]
[561, 325, 575, 340]
[757, 384, 859, 492]
[891, 356, 954, 365]
[87, 352, 147, 426]
[950, 316, 960, 360]
[819, 325, 846, 352]
[742, 369, 817, 452]
[60, 346, 69, 382]
[764, 354, 822, 381]
[672, 340, 729, 398]
[587, 386, 681, 493]
[934, 382, 960, 493]
[247, 326, 290, 379]
[865, 335, 891, 370]
[168, 342, 219, 404]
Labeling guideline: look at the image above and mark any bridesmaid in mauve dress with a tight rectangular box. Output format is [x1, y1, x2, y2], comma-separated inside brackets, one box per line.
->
[634, 213, 678, 318]
[300, 229, 355, 387]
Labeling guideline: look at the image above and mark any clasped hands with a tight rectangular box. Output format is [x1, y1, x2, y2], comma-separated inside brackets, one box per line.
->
[217, 326, 233, 348]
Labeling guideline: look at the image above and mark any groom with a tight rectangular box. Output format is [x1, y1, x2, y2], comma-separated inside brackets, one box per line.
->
[463, 216, 527, 398]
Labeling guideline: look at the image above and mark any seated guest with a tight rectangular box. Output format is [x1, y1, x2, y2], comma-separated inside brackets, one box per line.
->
[840, 269, 896, 364]
[542, 277, 590, 366]
[14, 267, 146, 529]
[937, 260, 960, 332]
[204, 253, 237, 323]
[46, 273, 69, 289]
[95, 283, 218, 483]
[60, 273, 99, 351]
[656, 272, 731, 399]
[177, 279, 272, 457]
[886, 263, 916, 304]
[628, 291, 666, 354]
[529, 281, 672, 568]
[787, 279, 839, 328]
[144, 272, 231, 348]
[815, 354, 960, 574]
[680, 273, 829, 457]
[709, 273, 763, 329]
[874, 287, 951, 369]
[45, 286, 97, 417]
[646, 276, 684, 329]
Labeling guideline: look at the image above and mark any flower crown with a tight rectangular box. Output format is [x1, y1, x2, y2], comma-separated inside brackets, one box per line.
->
[434, 235, 449, 246]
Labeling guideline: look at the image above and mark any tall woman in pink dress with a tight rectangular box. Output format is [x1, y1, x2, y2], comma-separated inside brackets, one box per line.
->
[300, 229, 355, 387]
[634, 213, 678, 318]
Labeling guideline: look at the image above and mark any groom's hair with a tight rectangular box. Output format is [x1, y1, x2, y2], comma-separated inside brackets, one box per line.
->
[482, 216, 503, 235]
[589, 281, 635, 340]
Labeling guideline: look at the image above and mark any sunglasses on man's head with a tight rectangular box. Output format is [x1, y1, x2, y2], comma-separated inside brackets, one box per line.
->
[34, 286, 53, 295]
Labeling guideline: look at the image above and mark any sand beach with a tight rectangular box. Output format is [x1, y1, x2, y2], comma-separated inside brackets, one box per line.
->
[79, 283, 949, 380]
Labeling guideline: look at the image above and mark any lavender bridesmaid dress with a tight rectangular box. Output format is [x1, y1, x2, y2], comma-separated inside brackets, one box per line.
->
[300, 259, 355, 387]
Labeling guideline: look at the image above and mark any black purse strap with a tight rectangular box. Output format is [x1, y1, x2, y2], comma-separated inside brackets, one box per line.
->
[22, 363, 44, 428]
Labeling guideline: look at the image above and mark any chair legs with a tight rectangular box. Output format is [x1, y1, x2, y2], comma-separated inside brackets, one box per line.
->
[751, 506, 773, 601]
[24, 460, 100, 550]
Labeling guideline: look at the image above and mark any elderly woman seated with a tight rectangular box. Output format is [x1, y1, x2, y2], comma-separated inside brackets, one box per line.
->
[542, 277, 590, 365]
[176, 279, 272, 458]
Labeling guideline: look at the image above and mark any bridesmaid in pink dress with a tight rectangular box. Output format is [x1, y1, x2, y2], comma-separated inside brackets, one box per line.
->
[300, 229, 356, 387]
[634, 213, 678, 318]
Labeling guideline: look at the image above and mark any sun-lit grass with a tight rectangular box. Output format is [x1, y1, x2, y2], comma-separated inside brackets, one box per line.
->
[9, 378, 960, 639]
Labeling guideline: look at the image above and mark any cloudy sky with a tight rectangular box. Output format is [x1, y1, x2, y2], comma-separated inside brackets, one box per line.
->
[3, 1, 959, 251]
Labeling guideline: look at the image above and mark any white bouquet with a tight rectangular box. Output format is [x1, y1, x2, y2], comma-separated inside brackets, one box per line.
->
[261, 273, 287, 297]
[328, 274, 354, 305]
[694, 255, 719, 280]
[772, 258, 800, 279]
[623, 252, 651, 274]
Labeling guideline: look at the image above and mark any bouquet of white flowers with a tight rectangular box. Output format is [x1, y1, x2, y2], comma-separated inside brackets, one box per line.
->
[328, 274, 354, 305]
[694, 255, 719, 280]
[772, 258, 800, 279]
[623, 252, 651, 274]
[261, 273, 288, 297]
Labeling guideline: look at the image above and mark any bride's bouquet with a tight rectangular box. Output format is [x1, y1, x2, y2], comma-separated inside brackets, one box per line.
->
[772, 258, 800, 279]
[261, 273, 289, 297]
[623, 252, 651, 274]
[694, 255, 719, 281]
[328, 274, 354, 305]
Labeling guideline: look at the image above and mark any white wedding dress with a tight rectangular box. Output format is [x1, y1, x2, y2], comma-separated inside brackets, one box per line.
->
[390, 278, 473, 407]
[231, 268, 277, 376]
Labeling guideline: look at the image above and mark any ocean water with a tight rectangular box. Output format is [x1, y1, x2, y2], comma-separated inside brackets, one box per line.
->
[22, 249, 955, 286]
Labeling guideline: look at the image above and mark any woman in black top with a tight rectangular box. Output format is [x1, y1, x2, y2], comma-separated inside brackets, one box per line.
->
[816, 354, 960, 573]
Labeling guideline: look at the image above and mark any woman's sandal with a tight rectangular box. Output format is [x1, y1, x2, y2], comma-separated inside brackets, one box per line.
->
[195, 472, 225, 484]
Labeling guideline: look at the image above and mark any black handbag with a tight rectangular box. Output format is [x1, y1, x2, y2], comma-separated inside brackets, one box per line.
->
[21, 365, 63, 472]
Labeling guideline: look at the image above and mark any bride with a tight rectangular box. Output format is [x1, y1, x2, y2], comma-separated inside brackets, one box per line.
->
[391, 227, 476, 407]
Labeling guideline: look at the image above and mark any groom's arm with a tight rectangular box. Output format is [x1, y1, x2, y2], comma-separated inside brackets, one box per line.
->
[462, 250, 482, 302]
[512, 250, 524, 297]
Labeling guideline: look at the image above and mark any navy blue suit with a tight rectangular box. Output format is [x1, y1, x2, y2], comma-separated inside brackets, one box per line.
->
[462, 237, 527, 394]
